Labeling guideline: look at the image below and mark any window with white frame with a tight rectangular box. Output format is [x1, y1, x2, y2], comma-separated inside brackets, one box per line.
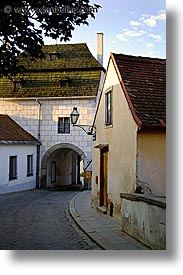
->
[58, 117, 70, 134]
[27, 155, 33, 177]
[9, 156, 17, 180]
[105, 90, 112, 125]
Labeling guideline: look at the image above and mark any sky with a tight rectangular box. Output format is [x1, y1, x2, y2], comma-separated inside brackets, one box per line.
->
[43, 0, 166, 68]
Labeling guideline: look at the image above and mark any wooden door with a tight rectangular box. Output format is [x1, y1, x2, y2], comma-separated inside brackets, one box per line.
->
[100, 149, 108, 207]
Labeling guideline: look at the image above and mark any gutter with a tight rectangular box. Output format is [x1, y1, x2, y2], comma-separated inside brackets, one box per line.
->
[36, 99, 41, 189]
[0, 96, 96, 101]
[0, 140, 40, 145]
[36, 99, 41, 141]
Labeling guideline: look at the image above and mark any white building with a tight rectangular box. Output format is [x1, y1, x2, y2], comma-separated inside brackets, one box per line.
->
[0, 37, 104, 189]
[0, 114, 39, 194]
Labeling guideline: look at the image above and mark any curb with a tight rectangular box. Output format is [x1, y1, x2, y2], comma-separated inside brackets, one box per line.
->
[69, 191, 150, 250]
[69, 192, 105, 250]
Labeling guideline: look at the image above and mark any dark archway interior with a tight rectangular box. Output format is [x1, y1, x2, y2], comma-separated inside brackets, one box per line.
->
[41, 143, 86, 188]
[46, 148, 81, 187]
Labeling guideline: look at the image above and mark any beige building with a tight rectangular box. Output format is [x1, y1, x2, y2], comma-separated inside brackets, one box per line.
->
[92, 53, 166, 220]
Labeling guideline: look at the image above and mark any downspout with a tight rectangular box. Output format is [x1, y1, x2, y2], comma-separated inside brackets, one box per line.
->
[36, 99, 41, 189]
[36, 99, 41, 141]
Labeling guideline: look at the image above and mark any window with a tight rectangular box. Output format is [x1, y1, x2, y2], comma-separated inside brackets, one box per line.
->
[14, 81, 22, 89]
[49, 53, 59, 60]
[58, 117, 70, 134]
[27, 155, 33, 177]
[14, 79, 25, 89]
[105, 90, 112, 124]
[60, 76, 71, 88]
[9, 156, 17, 180]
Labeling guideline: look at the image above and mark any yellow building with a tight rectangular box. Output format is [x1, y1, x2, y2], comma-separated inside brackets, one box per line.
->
[92, 53, 166, 220]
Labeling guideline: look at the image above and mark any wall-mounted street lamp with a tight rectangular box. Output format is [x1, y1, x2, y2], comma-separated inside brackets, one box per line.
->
[70, 107, 96, 136]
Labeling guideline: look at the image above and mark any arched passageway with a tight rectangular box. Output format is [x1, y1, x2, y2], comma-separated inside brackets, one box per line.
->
[41, 143, 86, 188]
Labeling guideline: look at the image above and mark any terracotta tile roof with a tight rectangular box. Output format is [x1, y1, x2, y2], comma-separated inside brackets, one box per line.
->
[113, 53, 166, 130]
[0, 44, 104, 98]
[0, 114, 38, 143]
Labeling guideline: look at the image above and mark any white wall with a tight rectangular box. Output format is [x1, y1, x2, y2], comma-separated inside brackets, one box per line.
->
[0, 144, 37, 194]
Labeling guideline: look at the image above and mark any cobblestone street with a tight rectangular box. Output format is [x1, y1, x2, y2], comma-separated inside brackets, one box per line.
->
[0, 189, 101, 250]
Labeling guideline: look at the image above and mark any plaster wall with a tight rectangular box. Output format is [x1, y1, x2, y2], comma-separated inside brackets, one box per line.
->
[121, 194, 166, 249]
[92, 59, 138, 219]
[137, 132, 166, 194]
[0, 144, 37, 194]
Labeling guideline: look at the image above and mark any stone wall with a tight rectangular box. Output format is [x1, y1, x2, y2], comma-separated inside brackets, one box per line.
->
[120, 193, 166, 250]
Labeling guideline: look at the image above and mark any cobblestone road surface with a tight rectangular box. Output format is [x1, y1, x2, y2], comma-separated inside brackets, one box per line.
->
[0, 189, 101, 250]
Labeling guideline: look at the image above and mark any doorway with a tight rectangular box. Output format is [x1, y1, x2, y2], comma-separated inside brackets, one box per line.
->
[100, 147, 108, 207]
[41, 143, 85, 188]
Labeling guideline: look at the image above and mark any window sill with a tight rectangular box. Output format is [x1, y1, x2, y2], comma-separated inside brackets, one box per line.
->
[9, 177, 17, 181]
[104, 123, 113, 129]
[58, 133, 71, 135]
[27, 174, 33, 177]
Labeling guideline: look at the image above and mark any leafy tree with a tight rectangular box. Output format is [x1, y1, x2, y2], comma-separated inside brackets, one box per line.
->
[0, 0, 101, 77]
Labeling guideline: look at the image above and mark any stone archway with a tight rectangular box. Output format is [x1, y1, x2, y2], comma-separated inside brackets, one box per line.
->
[41, 143, 86, 188]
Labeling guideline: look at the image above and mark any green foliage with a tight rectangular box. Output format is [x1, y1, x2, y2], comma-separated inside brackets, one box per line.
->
[0, 0, 101, 77]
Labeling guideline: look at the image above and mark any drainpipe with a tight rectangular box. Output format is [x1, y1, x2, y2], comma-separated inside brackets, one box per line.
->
[36, 99, 41, 141]
[36, 99, 41, 189]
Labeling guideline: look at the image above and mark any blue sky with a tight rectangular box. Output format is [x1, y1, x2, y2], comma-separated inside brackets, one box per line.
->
[44, 0, 166, 68]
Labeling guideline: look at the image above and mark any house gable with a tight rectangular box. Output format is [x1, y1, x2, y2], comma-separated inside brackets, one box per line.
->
[112, 53, 166, 131]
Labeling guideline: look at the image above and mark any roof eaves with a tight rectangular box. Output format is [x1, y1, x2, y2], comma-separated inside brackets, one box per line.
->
[139, 124, 166, 132]
[92, 53, 111, 126]
[0, 140, 40, 145]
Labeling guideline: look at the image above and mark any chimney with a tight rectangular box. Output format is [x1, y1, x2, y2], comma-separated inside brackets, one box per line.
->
[97, 33, 103, 66]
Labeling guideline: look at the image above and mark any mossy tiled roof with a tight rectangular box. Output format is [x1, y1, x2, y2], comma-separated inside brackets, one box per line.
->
[0, 43, 104, 98]
[19, 43, 102, 71]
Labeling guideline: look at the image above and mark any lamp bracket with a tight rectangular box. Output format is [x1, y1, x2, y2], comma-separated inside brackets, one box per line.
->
[72, 124, 96, 136]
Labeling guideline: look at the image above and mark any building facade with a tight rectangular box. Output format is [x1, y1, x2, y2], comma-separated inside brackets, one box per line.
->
[0, 42, 104, 190]
[0, 114, 39, 194]
[92, 53, 166, 220]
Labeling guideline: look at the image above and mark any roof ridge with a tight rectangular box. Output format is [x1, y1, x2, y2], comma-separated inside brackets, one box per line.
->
[112, 53, 166, 64]
[43, 43, 87, 47]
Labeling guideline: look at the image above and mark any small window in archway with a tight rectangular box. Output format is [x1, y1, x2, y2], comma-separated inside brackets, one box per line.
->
[58, 117, 70, 134]
[51, 161, 56, 183]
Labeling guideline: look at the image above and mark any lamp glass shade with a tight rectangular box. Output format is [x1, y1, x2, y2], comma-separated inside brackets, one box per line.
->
[70, 107, 79, 125]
